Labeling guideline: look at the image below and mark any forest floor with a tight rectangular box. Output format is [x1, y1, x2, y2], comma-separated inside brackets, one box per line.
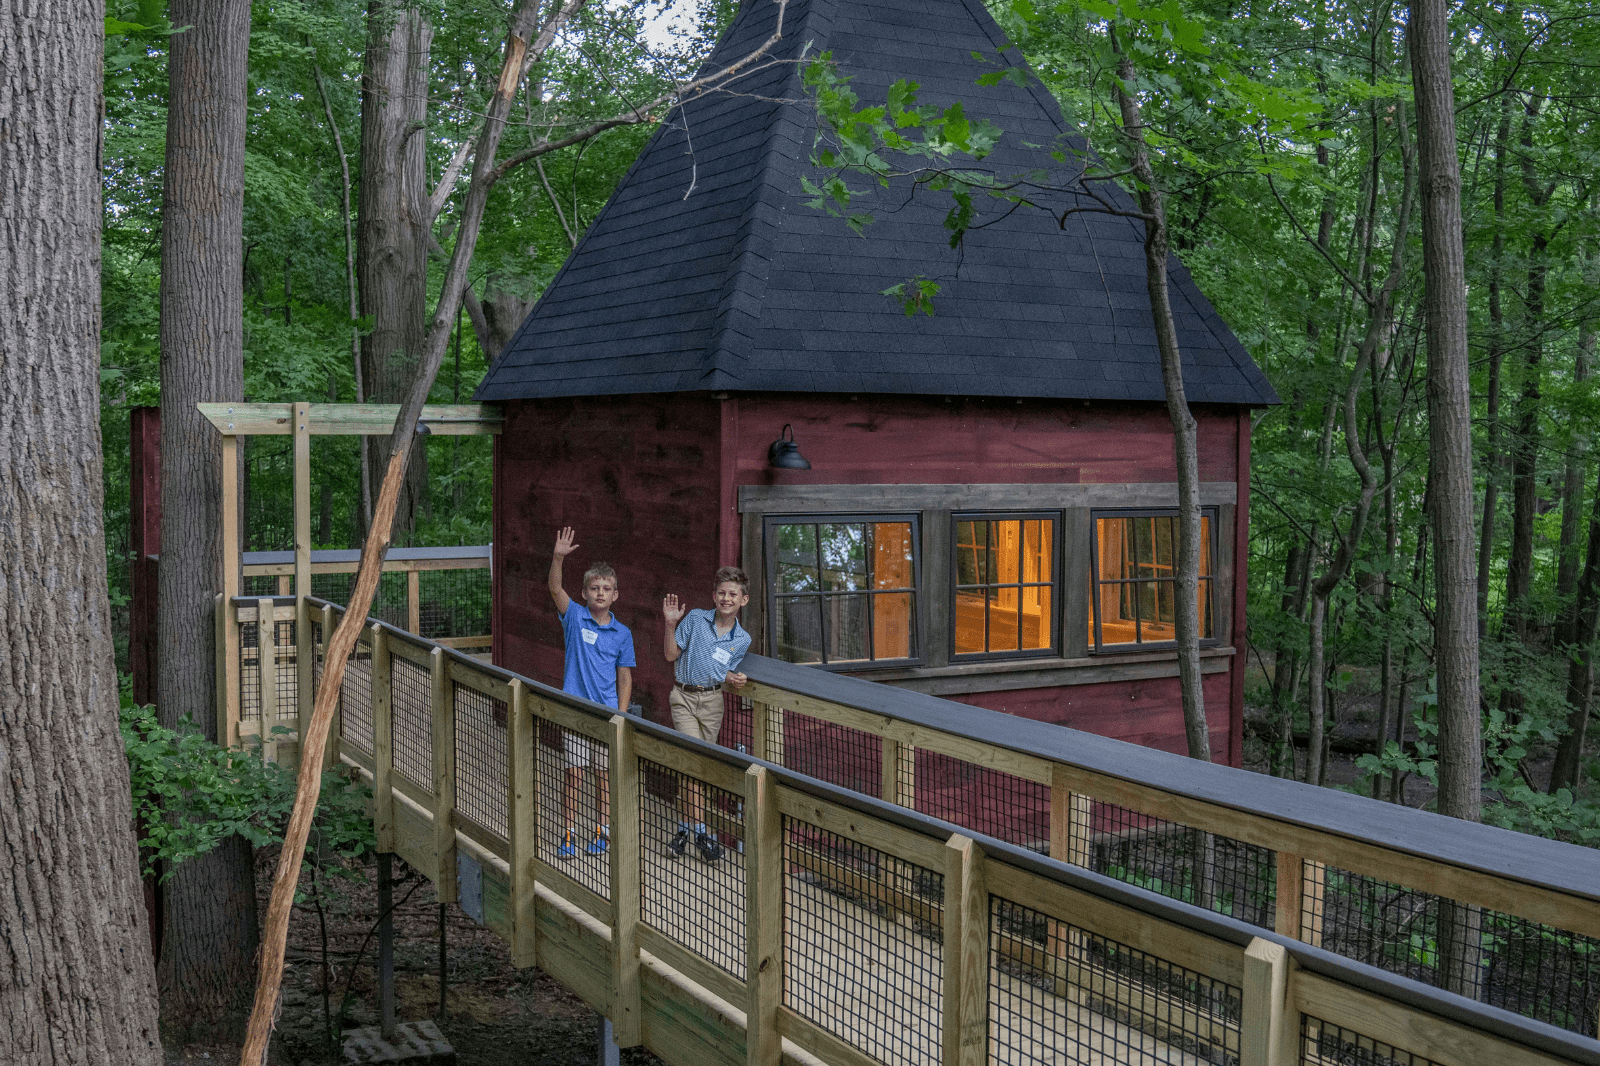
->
[162, 850, 666, 1066]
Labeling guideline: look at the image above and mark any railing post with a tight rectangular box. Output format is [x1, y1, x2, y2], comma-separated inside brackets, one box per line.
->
[1242, 937, 1294, 1066]
[1275, 853, 1325, 947]
[608, 714, 641, 1046]
[408, 569, 421, 635]
[432, 647, 457, 902]
[750, 700, 768, 763]
[372, 624, 394, 853]
[296, 595, 313, 764]
[215, 593, 232, 747]
[509, 679, 538, 969]
[881, 737, 916, 808]
[221, 432, 240, 746]
[258, 597, 277, 763]
[744, 764, 781, 1066]
[943, 834, 987, 1066]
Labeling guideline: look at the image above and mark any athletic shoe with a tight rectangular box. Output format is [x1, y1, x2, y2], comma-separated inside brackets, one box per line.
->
[585, 831, 609, 856]
[695, 830, 723, 863]
[666, 827, 690, 857]
[556, 831, 578, 860]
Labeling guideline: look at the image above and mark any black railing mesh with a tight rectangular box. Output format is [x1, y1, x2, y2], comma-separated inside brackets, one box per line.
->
[536, 714, 612, 900]
[454, 680, 509, 839]
[1074, 799, 1276, 928]
[240, 621, 260, 720]
[765, 704, 881, 797]
[718, 693, 754, 754]
[1300, 1015, 1440, 1066]
[904, 749, 1049, 851]
[1311, 866, 1600, 1035]
[419, 568, 491, 640]
[337, 636, 373, 757]
[991, 893, 1242, 1066]
[390, 654, 432, 791]
[784, 817, 945, 1066]
[638, 757, 748, 978]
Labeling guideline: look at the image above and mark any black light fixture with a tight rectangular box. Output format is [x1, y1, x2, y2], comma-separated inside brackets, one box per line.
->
[768, 423, 811, 469]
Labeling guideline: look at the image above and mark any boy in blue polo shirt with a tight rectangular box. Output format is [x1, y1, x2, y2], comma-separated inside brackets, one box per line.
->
[660, 566, 752, 862]
[550, 526, 635, 859]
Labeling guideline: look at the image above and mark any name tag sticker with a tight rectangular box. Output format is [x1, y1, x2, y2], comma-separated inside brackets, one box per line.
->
[711, 647, 732, 666]
[582, 628, 599, 645]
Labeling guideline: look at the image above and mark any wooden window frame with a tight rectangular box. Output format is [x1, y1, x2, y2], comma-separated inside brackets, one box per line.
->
[948, 511, 1063, 663]
[1089, 507, 1220, 653]
[762, 513, 923, 670]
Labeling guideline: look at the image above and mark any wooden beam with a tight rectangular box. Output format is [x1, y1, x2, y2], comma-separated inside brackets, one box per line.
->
[744, 765, 781, 1066]
[943, 834, 987, 1066]
[610, 714, 642, 1046]
[407, 570, 421, 634]
[197, 402, 502, 436]
[509, 679, 538, 969]
[258, 598, 277, 763]
[432, 646, 458, 903]
[221, 434, 241, 748]
[1241, 938, 1292, 1066]
[293, 402, 311, 596]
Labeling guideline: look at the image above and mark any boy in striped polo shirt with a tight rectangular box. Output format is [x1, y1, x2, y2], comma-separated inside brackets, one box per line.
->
[660, 566, 751, 862]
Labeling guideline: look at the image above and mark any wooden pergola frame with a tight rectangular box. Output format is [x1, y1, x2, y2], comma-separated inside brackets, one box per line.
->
[199, 402, 502, 747]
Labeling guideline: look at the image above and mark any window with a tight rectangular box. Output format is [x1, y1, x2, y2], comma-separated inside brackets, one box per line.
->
[766, 516, 918, 665]
[1091, 510, 1215, 649]
[952, 514, 1057, 658]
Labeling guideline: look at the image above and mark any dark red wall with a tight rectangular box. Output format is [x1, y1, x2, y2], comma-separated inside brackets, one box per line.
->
[494, 392, 1250, 761]
[493, 396, 724, 723]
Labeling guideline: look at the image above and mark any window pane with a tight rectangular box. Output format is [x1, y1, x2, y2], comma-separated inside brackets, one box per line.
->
[825, 594, 869, 662]
[1200, 578, 1213, 638]
[994, 521, 1020, 584]
[775, 524, 819, 593]
[1097, 517, 1125, 581]
[872, 523, 914, 590]
[1023, 583, 1052, 650]
[872, 592, 914, 659]
[775, 596, 822, 663]
[1200, 514, 1213, 577]
[954, 589, 987, 654]
[1138, 582, 1174, 642]
[820, 524, 867, 592]
[984, 521, 999, 585]
[989, 585, 1021, 651]
[1024, 520, 1052, 583]
[955, 521, 980, 585]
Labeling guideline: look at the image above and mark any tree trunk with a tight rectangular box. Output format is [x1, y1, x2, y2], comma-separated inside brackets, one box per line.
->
[0, 5, 164, 1062]
[1551, 459, 1600, 793]
[1475, 90, 1512, 638]
[1555, 349, 1588, 602]
[358, 0, 434, 541]
[1113, 50, 1209, 762]
[155, 0, 260, 1043]
[1410, 0, 1484, 1000]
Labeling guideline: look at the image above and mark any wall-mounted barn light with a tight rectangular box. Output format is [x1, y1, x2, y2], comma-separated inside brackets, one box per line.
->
[768, 423, 811, 470]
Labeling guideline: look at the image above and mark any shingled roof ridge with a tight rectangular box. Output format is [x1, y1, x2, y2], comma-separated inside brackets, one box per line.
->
[702, 0, 841, 389]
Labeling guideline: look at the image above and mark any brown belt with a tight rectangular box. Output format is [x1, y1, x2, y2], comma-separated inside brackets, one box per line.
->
[675, 682, 721, 694]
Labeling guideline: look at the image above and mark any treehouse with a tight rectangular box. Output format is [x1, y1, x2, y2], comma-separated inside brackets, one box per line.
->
[474, 0, 1278, 764]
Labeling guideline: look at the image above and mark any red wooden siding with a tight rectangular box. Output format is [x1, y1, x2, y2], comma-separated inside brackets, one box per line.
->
[492, 395, 724, 724]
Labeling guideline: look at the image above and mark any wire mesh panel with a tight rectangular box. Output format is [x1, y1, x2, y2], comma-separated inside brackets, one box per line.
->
[454, 680, 509, 839]
[240, 621, 261, 720]
[273, 620, 297, 724]
[535, 713, 612, 899]
[766, 703, 881, 796]
[1312, 866, 1600, 1035]
[638, 757, 748, 978]
[1070, 799, 1275, 929]
[390, 655, 432, 791]
[418, 568, 491, 640]
[990, 893, 1242, 1066]
[784, 817, 945, 1066]
[718, 693, 753, 754]
[339, 635, 374, 754]
[1299, 1015, 1441, 1066]
[906, 749, 1049, 851]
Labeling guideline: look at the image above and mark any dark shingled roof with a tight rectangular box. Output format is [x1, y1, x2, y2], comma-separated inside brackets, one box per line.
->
[475, 0, 1278, 406]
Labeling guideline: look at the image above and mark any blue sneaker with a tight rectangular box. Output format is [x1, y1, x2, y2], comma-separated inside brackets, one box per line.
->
[585, 831, 609, 857]
[556, 831, 578, 860]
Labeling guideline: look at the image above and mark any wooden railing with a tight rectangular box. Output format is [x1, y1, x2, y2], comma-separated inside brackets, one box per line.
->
[228, 596, 1600, 1066]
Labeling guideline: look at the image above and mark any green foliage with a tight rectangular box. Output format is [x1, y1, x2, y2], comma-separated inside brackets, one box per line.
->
[119, 697, 374, 880]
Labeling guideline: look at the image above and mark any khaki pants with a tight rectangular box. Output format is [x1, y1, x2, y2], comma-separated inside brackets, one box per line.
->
[669, 685, 725, 744]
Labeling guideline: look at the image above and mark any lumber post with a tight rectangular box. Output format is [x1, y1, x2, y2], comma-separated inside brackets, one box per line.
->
[221, 432, 240, 748]
[293, 403, 313, 769]
[372, 624, 395, 853]
[608, 713, 642, 1046]
[744, 764, 782, 1066]
[881, 737, 902, 804]
[296, 596, 313, 764]
[215, 593, 230, 747]
[408, 569, 421, 634]
[1241, 937, 1294, 1066]
[432, 647, 457, 903]
[509, 678, 539, 969]
[943, 833, 988, 1066]
[258, 597, 277, 763]
[750, 700, 768, 763]
[1275, 853, 1326, 947]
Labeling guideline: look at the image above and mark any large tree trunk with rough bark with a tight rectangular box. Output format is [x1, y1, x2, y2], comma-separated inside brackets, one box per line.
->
[359, 0, 434, 540]
[1410, 0, 1484, 1001]
[156, 0, 260, 1043]
[0, 4, 165, 1062]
